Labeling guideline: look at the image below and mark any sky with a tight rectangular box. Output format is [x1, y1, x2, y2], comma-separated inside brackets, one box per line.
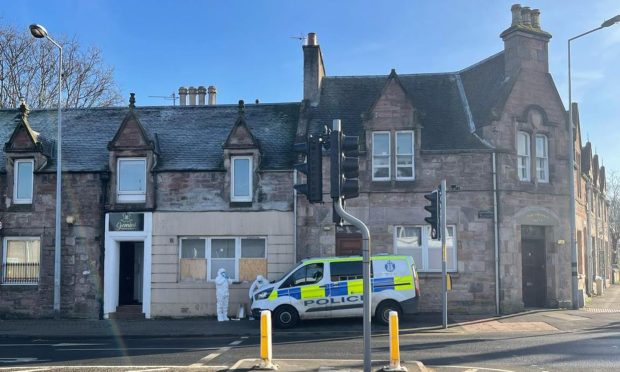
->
[2, 0, 619, 173]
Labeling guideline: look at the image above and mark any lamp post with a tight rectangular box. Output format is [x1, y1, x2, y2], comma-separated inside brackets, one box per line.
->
[30, 24, 63, 316]
[568, 15, 620, 309]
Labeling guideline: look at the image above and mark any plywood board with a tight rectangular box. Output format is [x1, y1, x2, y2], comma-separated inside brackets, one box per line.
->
[180, 258, 207, 281]
[240, 259, 267, 282]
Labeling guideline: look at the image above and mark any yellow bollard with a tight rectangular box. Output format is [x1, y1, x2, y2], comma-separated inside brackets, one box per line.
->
[256, 310, 278, 370]
[384, 310, 407, 371]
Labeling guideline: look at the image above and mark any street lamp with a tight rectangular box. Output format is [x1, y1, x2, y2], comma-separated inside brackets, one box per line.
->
[568, 15, 619, 310]
[30, 24, 63, 317]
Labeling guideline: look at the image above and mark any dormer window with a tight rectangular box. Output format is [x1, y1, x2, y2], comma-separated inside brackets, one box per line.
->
[117, 158, 146, 203]
[231, 156, 252, 202]
[14, 159, 34, 204]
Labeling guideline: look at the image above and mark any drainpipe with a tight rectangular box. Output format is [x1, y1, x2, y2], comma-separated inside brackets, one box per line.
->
[586, 180, 593, 295]
[492, 152, 500, 315]
[293, 169, 298, 263]
[99, 170, 110, 320]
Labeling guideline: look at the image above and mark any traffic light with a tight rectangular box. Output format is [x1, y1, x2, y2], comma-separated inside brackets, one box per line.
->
[424, 189, 441, 240]
[293, 134, 323, 203]
[330, 130, 360, 200]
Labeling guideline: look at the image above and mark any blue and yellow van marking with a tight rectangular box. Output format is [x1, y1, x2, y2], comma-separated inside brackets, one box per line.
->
[270, 275, 414, 300]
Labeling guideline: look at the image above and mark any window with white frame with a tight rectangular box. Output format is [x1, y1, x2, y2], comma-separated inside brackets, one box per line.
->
[231, 156, 252, 202]
[372, 132, 390, 180]
[2, 237, 40, 285]
[117, 158, 146, 202]
[517, 131, 530, 181]
[394, 225, 456, 272]
[14, 159, 34, 204]
[179, 237, 266, 282]
[396, 131, 415, 180]
[536, 134, 549, 183]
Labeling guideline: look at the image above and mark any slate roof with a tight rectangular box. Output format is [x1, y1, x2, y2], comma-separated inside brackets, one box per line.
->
[308, 52, 509, 150]
[0, 103, 300, 172]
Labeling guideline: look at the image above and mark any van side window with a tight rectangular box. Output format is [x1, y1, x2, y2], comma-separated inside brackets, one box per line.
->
[281, 263, 324, 288]
[330, 261, 364, 281]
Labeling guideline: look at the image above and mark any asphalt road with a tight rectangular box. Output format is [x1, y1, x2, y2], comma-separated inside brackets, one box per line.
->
[1, 316, 619, 371]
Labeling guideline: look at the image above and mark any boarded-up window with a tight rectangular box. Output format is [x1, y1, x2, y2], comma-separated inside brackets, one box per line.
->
[180, 239, 207, 281]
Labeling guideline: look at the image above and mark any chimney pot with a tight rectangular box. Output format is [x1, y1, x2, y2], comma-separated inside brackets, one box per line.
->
[207, 85, 217, 105]
[197, 86, 206, 105]
[510, 4, 523, 26]
[307, 32, 317, 46]
[188, 86, 197, 106]
[521, 6, 532, 27]
[178, 86, 188, 106]
[531, 9, 541, 29]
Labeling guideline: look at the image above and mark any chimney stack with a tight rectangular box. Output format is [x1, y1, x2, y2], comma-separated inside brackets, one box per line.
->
[178, 87, 188, 106]
[188, 86, 197, 106]
[208, 86, 217, 105]
[197, 86, 206, 105]
[500, 4, 552, 77]
[303, 32, 325, 106]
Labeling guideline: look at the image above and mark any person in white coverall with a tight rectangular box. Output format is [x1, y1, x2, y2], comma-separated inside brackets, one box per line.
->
[215, 268, 232, 321]
[249, 275, 268, 300]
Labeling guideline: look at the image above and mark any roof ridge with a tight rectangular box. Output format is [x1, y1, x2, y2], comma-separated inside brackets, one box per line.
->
[459, 51, 504, 74]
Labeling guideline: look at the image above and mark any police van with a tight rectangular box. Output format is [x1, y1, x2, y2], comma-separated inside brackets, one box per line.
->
[251, 255, 420, 328]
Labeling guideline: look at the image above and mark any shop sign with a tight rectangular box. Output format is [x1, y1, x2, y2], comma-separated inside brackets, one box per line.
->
[109, 212, 144, 232]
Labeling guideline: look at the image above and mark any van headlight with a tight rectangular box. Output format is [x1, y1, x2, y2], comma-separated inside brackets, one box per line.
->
[254, 288, 273, 301]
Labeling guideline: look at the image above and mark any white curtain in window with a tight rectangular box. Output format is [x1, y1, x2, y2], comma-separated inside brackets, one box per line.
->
[15, 160, 33, 202]
[232, 157, 251, 201]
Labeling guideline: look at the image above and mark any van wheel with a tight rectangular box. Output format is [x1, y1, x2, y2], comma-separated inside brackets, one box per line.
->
[374, 300, 402, 326]
[273, 305, 299, 329]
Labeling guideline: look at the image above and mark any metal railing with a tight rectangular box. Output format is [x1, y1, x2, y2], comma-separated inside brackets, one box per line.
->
[1, 263, 40, 284]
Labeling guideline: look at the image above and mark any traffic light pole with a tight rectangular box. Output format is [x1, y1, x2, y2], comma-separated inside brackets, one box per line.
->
[334, 198, 372, 372]
[440, 179, 448, 329]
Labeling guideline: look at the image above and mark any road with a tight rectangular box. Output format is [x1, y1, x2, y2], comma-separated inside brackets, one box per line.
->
[1, 314, 619, 371]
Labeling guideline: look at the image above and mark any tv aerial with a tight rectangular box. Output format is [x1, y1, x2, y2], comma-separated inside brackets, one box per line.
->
[148, 92, 177, 106]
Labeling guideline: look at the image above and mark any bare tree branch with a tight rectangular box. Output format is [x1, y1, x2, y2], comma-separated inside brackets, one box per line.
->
[608, 171, 619, 266]
[0, 23, 122, 109]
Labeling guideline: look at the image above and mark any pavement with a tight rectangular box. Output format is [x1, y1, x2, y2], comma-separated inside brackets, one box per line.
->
[1, 284, 619, 371]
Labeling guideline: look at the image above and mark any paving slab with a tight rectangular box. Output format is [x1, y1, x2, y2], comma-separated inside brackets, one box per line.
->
[228, 358, 428, 372]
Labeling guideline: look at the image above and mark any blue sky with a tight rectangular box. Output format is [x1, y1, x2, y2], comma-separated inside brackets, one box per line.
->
[2, 0, 619, 172]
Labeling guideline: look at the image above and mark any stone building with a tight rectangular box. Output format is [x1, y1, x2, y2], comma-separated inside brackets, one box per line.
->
[296, 4, 577, 313]
[0, 96, 300, 319]
[573, 103, 611, 298]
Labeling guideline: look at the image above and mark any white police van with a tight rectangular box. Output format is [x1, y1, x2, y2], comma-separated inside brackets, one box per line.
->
[251, 255, 420, 328]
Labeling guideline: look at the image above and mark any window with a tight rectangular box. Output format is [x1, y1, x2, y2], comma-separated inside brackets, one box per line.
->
[536, 134, 549, 183]
[396, 131, 414, 180]
[117, 158, 146, 203]
[231, 156, 252, 202]
[517, 131, 530, 181]
[372, 132, 390, 180]
[14, 159, 34, 204]
[178, 237, 266, 282]
[330, 261, 363, 281]
[2, 237, 40, 285]
[281, 263, 323, 288]
[394, 225, 456, 272]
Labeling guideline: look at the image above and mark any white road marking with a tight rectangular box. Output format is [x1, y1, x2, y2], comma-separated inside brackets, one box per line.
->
[131, 368, 170, 372]
[57, 347, 217, 351]
[434, 366, 515, 372]
[52, 343, 105, 347]
[229, 340, 243, 346]
[192, 338, 243, 367]
[0, 358, 39, 364]
[14, 369, 51, 372]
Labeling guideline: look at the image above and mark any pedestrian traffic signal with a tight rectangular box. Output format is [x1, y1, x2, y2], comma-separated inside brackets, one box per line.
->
[424, 189, 441, 240]
[330, 130, 360, 200]
[293, 134, 323, 203]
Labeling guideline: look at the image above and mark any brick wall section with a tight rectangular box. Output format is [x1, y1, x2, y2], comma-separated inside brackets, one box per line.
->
[156, 171, 293, 211]
[0, 172, 104, 318]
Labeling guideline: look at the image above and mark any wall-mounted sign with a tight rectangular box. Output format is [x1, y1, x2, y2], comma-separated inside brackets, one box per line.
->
[478, 210, 494, 219]
[109, 212, 144, 232]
